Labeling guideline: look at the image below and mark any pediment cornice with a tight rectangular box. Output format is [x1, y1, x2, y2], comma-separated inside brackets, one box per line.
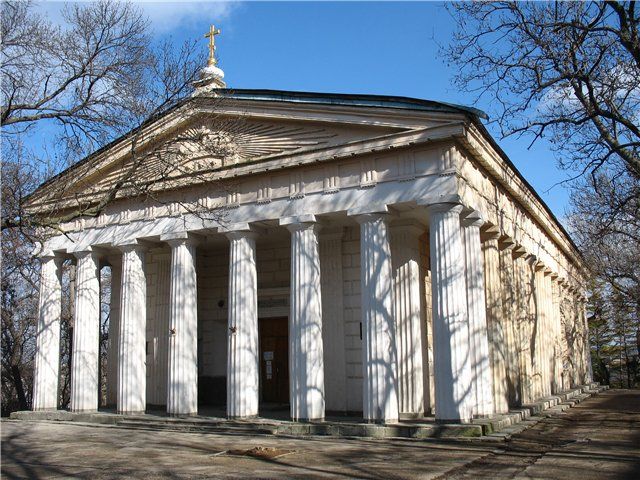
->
[25, 94, 466, 212]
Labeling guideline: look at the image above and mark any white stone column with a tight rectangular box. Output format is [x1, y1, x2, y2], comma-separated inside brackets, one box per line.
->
[499, 236, 521, 406]
[462, 212, 494, 417]
[162, 233, 198, 416]
[225, 226, 259, 419]
[32, 254, 63, 411]
[581, 296, 593, 383]
[319, 230, 347, 413]
[481, 229, 509, 413]
[70, 250, 101, 412]
[550, 275, 562, 393]
[116, 242, 147, 414]
[281, 215, 325, 421]
[428, 203, 472, 423]
[390, 223, 426, 417]
[106, 258, 121, 406]
[542, 268, 554, 396]
[353, 210, 399, 423]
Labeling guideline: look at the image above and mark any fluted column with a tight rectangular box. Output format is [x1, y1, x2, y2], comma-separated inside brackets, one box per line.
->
[33, 254, 63, 411]
[499, 236, 521, 406]
[225, 227, 259, 419]
[353, 211, 399, 423]
[390, 223, 426, 417]
[163, 233, 198, 416]
[319, 230, 347, 412]
[541, 269, 554, 396]
[580, 296, 593, 383]
[70, 250, 101, 412]
[428, 203, 473, 422]
[481, 229, 509, 413]
[558, 280, 572, 390]
[281, 215, 325, 421]
[106, 258, 121, 406]
[117, 242, 147, 414]
[533, 263, 545, 399]
[463, 213, 494, 417]
[550, 275, 562, 393]
[513, 252, 536, 403]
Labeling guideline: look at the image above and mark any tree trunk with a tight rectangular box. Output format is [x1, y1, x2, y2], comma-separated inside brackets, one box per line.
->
[10, 365, 28, 410]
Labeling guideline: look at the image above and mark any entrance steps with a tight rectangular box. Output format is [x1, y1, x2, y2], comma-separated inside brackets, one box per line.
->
[10, 383, 607, 441]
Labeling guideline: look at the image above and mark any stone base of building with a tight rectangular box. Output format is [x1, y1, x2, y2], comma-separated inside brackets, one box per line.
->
[11, 383, 606, 440]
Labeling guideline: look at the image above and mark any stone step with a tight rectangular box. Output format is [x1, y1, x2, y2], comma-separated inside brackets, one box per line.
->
[10, 382, 604, 441]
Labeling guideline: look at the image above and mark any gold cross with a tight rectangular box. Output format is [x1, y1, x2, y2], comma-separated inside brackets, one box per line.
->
[204, 25, 221, 66]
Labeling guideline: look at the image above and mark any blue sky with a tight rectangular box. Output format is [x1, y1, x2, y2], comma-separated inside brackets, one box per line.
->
[37, 1, 573, 221]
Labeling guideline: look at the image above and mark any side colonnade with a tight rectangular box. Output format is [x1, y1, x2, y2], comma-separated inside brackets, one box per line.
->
[31, 200, 592, 423]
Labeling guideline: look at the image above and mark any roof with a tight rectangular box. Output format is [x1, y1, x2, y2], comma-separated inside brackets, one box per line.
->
[213, 88, 489, 119]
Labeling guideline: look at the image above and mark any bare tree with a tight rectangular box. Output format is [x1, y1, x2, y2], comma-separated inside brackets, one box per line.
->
[571, 174, 640, 388]
[445, 1, 639, 181]
[0, 0, 218, 235]
[0, 0, 236, 414]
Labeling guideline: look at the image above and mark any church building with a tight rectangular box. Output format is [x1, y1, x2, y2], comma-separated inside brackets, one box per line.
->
[28, 28, 592, 425]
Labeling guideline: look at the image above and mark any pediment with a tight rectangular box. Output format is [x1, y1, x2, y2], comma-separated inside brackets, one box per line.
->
[26, 93, 468, 212]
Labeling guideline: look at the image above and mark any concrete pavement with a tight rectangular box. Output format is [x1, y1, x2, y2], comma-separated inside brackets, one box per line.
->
[1, 389, 638, 479]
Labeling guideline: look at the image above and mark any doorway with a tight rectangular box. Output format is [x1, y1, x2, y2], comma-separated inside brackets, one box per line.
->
[259, 317, 289, 404]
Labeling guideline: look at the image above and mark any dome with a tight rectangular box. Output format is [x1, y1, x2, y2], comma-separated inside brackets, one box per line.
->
[201, 64, 225, 80]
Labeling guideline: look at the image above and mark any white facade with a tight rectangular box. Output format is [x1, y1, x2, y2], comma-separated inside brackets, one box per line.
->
[28, 89, 592, 423]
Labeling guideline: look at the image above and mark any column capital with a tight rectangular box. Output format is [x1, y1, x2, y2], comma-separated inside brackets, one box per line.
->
[71, 248, 99, 260]
[160, 231, 199, 247]
[115, 238, 148, 253]
[498, 235, 516, 251]
[35, 248, 58, 261]
[512, 245, 528, 259]
[347, 203, 393, 222]
[37, 252, 65, 270]
[280, 214, 320, 232]
[480, 224, 501, 242]
[220, 222, 261, 240]
[427, 202, 464, 215]
[461, 210, 484, 228]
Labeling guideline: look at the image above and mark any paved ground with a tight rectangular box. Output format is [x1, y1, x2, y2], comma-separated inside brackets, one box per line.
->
[1, 389, 638, 479]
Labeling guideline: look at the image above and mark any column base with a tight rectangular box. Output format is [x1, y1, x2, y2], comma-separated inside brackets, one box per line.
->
[293, 417, 325, 423]
[398, 412, 423, 420]
[227, 414, 258, 420]
[472, 413, 493, 419]
[435, 418, 472, 424]
[167, 412, 198, 418]
[32, 407, 59, 412]
[364, 418, 398, 425]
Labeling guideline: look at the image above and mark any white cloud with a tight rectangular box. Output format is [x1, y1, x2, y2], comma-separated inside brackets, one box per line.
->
[137, 1, 239, 35]
[34, 1, 240, 36]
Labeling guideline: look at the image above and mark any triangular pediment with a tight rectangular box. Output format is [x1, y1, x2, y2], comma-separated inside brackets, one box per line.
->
[26, 91, 471, 212]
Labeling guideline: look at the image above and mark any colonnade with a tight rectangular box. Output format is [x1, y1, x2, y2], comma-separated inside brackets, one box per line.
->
[32, 201, 592, 423]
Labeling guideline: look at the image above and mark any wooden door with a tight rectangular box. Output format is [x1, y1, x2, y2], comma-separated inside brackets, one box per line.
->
[259, 317, 289, 404]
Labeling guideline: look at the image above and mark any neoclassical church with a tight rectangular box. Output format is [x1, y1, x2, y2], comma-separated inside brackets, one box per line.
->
[29, 30, 592, 425]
